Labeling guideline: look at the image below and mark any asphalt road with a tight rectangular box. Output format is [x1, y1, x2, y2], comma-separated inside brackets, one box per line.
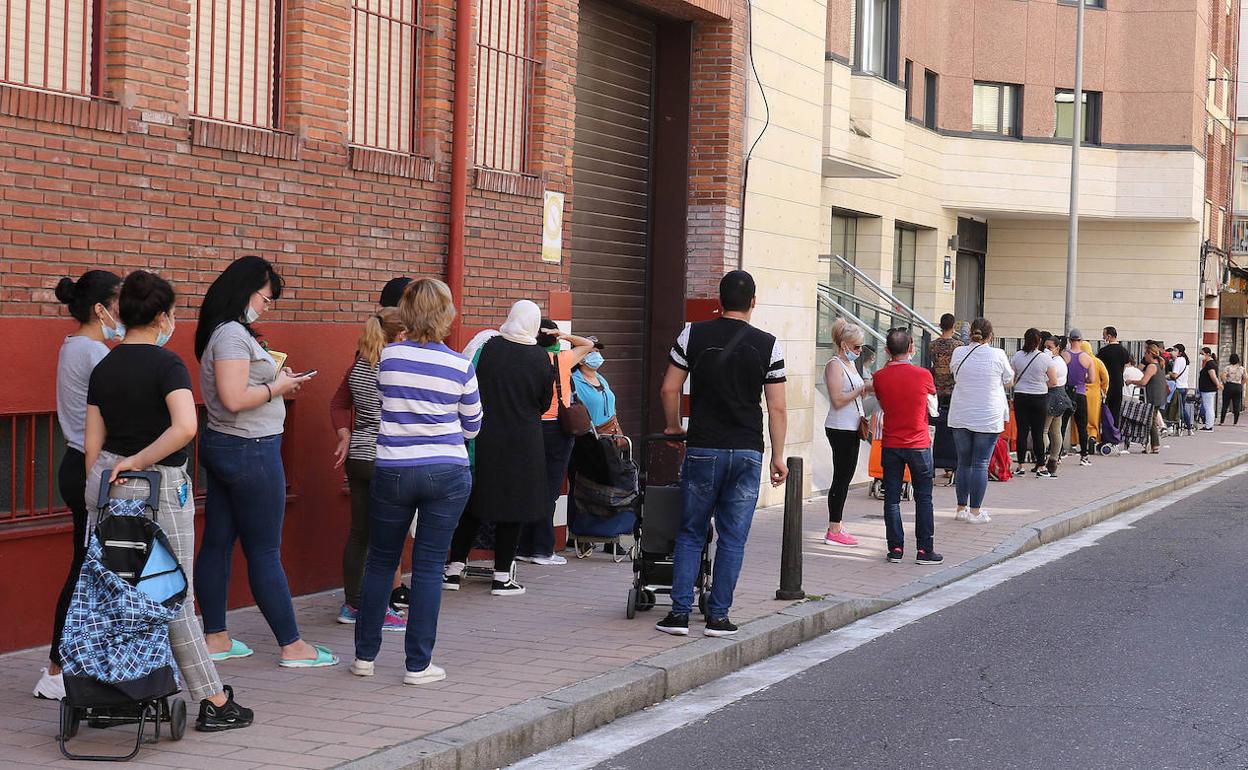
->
[595, 472, 1248, 770]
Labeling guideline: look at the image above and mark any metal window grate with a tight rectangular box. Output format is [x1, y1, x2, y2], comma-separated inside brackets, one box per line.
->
[474, 0, 537, 173]
[0, 0, 103, 96]
[351, 0, 427, 153]
[190, 0, 284, 128]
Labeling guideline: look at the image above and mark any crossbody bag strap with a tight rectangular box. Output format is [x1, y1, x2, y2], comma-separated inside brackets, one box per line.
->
[835, 357, 865, 418]
[1016, 351, 1042, 383]
[954, 343, 983, 379]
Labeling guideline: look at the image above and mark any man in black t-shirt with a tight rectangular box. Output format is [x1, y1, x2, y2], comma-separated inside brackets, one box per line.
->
[654, 271, 788, 638]
[1098, 326, 1130, 426]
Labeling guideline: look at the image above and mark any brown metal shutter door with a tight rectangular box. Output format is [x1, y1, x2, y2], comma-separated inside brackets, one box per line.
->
[572, 0, 656, 438]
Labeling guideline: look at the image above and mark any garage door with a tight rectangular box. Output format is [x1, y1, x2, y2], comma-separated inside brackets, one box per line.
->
[571, 0, 656, 438]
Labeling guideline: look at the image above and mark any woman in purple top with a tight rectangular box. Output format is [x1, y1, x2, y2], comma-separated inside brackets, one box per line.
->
[1063, 329, 1094, 465]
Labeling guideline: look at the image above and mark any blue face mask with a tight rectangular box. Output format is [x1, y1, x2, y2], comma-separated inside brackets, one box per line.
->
[155, 318, 174, 348]
[584, 352, 604, 369]
[843, 348, 859, 362]
[101, 309, 126, 342]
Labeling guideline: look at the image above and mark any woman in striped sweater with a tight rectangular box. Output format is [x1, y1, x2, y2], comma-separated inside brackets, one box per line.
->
[330, 307, 408, 629]
[351, 279, 482, 686]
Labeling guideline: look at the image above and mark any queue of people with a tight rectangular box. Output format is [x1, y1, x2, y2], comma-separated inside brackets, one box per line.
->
[822, 318, 1239, 565]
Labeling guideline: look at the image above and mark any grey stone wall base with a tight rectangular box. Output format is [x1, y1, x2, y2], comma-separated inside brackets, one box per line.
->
[340, 448, 1248, 770]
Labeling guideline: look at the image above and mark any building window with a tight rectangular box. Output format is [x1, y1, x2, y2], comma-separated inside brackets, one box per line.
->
[903, 60, 913, 119]
[474, 0, 537, 173]
[1054, 89, 1101, 144]
[972, 82, 1020, 137]
[893, 226, 916, 309]
[829, 213, 859, 296]
[190, 0, 284, 128]
[854, 0, 898, 82]
[351, 0, 426, 153]
[924, 70, 938, 130]
[0, 0, 102, 96]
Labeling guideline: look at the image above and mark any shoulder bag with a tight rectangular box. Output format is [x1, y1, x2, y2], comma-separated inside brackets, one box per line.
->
[836, 357, 871, 442]
[554, 361, 593, 437]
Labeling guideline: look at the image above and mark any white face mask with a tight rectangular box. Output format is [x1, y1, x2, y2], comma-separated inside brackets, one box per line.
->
[244, 304, 260, 324]
[100, 308, 126, 341]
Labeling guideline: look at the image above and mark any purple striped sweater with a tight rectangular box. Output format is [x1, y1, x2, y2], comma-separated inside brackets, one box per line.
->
[375, 341, 482, 467]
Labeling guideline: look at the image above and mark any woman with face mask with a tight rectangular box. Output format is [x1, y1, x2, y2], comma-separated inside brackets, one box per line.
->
[33, 270, 123, 700]
[822, 319, 872, 546]
[565, 340, 622, 555]
[193, 256, 334, 668]
[83, 270, 254, 731]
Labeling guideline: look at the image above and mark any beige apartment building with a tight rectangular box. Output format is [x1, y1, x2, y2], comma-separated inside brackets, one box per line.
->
[820, 0, 1233, 350]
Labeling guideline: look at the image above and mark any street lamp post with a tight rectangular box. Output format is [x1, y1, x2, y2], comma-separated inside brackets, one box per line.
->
[1064, 0, 1086, 335]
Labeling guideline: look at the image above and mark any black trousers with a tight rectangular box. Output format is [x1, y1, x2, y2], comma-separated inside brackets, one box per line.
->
[1105, 386, 1124, 428]
[825, 428, 861, 524]
[1014, 393, 1048, 469]
[1222, 383, 1243, 424]
[449, 515, 521, 574]
[1070, 393, 1090, 457]
[517, 422, 574, 558]
[341, 458, 374, 608]
[49, 448, 89, 666]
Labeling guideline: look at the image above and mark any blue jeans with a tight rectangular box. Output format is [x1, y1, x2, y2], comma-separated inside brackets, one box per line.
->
[1177, 388, 1192, 428]
[881, 447, 934, 553]
[355, 463, 471, 672]
[196, 430, 301, 646]
[951, 428, 997, 509]
[671, 447, 762, 619]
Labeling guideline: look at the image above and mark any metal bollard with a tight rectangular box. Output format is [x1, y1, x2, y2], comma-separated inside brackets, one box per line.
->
[776, 456, 806, 600]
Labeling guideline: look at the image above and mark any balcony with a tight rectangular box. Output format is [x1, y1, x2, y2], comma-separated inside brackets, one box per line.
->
[823, 60, 905, 180]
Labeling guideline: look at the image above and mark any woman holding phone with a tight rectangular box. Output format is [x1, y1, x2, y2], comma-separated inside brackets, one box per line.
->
[194, 256, 337, 668]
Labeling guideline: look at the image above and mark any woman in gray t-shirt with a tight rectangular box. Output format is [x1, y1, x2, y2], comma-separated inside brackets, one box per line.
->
[193, 257, 334, 669]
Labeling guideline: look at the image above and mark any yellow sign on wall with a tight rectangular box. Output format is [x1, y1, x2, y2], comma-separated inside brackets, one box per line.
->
[542, 190, 564, 264]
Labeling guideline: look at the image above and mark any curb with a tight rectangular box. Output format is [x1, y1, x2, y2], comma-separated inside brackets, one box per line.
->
[341, 447, 1248, 770]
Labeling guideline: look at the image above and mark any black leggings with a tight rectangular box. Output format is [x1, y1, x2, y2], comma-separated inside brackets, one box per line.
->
[825, 428, 861, 524]
[1071, 393, 1090, 457]
[449, 514, 521, 574]
[1222, 383, 1243, 424]
[1014, 393, 1048, 469]
[49, 448, 89, 666]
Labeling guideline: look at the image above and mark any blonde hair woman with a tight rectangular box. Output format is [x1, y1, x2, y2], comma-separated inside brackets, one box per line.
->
[351, 278, 481, 686]
[823, 318, 871, 546]
[330, 307, 408, 628]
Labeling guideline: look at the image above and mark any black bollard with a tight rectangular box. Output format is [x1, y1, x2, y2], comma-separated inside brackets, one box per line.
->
[776, 456, 805, 600]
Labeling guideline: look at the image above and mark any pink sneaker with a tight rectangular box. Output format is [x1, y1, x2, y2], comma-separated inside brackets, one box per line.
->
[824, 530, 859, 547]
[382, 608, 407, 632]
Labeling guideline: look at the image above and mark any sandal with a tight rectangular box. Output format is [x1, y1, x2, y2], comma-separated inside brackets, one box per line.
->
[209, 639, 254, 662]
[278, 643, 339, 668]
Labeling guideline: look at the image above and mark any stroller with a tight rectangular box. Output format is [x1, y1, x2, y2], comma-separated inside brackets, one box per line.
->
[58, 471, 190, 761]
[568, 432, 639, 562]
[1098, 406, 1123, 455]
[867, 411, 911, 501]
[625, 435, 712, 620]
[1119, 399, 1158, 453]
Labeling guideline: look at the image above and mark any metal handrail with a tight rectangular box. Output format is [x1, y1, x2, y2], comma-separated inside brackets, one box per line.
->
[817, 292, 887, 344]
[822, 253, 941, 334]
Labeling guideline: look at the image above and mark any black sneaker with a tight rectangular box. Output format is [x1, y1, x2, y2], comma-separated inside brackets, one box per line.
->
[390, 584, 411, 609]
[196, 686, 253, 732]
[916, 549, 944, 565]
[655, 612, 689, 636]
[491, 579, 526, 596]
[1036, 468, 1053, 478]
[442, 574, 461, 591]
[886, 548, 904, 563]
[704, 617, 739, 637]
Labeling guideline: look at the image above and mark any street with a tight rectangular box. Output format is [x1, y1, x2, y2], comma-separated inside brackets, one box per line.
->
[542, 469, 1248, 770]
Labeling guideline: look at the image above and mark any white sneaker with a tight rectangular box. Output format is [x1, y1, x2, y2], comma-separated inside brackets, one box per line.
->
[33, 668, 65, 700]
[967, 511, 992, 525]
[529, 554, 567, 566]
[350, 659, 375, 677]
[404, 664, 447, 686]
[954, 509, 971, 522]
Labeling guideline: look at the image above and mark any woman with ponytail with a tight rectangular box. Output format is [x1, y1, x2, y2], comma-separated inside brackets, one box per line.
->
[33, 271, 122, 700]
[822, 318, 870, 547]
[330, 307, 408, 629]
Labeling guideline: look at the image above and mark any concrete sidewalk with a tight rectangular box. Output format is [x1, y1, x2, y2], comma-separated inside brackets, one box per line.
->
[4, 425, 1248, 769]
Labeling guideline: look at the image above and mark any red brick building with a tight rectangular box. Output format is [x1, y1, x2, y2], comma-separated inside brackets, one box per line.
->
[0, 0, 751, 653]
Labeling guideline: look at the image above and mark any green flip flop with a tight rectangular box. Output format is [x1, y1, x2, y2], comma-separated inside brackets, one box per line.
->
[209, 639, 254, 662]
[278, 643, 339, 669]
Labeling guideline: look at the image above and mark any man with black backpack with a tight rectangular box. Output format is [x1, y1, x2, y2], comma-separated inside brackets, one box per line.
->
[655, 271, 788, 638]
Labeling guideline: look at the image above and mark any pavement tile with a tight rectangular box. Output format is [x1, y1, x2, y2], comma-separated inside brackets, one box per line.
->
[4, 428, 1245, 769]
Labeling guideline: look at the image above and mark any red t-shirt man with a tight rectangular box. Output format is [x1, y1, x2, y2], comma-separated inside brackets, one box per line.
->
[871, 360, 936, 449]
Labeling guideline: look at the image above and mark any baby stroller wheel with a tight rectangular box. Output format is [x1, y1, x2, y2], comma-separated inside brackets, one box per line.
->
[626, 588, 638, 619]
[59, 700, 81, 740]
[868, 479, 881, 499]
[1099, 442, 1113, 456]
[638, 590, 657, 612]
[165, 698, 187, 741]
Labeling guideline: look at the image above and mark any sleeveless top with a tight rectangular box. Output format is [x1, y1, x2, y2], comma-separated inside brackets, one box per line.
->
[1145, 364, 1169, 407]
[825, 356, 865, 431]
[1066, 350, 1089, 395]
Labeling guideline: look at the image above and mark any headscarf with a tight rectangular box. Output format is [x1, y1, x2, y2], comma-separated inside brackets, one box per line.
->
[462, 299, 542, 360]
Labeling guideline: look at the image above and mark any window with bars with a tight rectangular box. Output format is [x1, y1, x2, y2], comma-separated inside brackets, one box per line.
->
[351, 0, 426, 153]
[190, 0, 283, 128]
[474, 0, 537, 173]
[0, 0, 102, 96]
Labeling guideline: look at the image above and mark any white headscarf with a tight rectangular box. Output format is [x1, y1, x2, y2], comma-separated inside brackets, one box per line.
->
[462, 299, 542, 360]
